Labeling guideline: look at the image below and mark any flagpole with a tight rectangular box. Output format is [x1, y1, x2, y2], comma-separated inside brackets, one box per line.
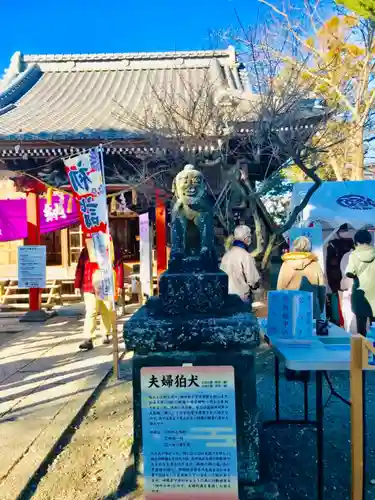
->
[98, 145, 120, 380]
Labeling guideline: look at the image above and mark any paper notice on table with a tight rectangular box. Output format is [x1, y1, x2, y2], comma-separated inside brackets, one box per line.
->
[267, 290, 313, 339]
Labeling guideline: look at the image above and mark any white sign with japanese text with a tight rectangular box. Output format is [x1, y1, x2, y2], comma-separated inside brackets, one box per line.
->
[141, 366, 239, 499]
[139, 213, 153, 298]
[18, 246, 46, 289]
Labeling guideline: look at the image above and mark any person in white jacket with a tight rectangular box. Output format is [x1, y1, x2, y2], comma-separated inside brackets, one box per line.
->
[220, 225, 260, 303]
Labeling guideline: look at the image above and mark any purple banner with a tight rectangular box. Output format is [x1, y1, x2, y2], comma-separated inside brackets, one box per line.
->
[0, 195, 79, 242]
[39, 195, 79, 234]
[0, 199, 27, 242]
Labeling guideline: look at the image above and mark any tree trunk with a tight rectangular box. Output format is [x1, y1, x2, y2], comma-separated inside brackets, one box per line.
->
[351, 126, 365, 181]
[328, 154, 344, 181]
[261, 233, 277, 270]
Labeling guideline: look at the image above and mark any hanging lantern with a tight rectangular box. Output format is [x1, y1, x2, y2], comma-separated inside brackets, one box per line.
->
[46, 187, 53, 206]
[132, 189, 138, 206]
[67, 196, 73, 214]
[110, 195, 117, 214]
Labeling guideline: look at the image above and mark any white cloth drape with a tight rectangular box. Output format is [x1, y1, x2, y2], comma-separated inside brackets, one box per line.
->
[340, 251, 357, 333]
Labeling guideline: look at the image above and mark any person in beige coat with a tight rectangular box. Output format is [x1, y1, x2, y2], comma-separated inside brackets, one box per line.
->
[220, 225, 260, 303]
[277, 235, 325, 319]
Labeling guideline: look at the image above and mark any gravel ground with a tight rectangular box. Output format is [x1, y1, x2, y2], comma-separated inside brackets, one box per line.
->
[29, 360, 137, 500]
[27, 343, 375, 500]
[256, 343, 375, 500]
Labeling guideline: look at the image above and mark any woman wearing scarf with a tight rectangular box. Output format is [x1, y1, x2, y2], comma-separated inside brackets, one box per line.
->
[277, 236, 325, 319]
[220, 225, 260, 304]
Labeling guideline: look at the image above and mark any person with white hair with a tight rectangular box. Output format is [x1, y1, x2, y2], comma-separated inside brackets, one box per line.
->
[277, 235, 325, 319]
[220, 225, 260, 303]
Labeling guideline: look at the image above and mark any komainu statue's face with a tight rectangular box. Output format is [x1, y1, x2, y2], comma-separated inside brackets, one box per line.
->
[175, 166, 205, 205]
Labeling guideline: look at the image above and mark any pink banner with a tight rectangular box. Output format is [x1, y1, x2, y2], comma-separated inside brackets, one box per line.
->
[0, 195, 79, 242]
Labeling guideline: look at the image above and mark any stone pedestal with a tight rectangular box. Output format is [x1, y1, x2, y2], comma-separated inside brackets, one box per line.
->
[159, 270, 228, 315]
[126, 295, 259, 353]
[124, 263, 263, 498]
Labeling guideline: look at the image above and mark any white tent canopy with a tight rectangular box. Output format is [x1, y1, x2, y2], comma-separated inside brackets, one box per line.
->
[290, 180, 375, 229]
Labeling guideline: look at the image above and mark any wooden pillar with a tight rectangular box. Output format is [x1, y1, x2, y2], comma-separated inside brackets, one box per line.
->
[155, 192, 167, 276]
[350, 335, 364, 500]
[26, 191, 41, 311]
[61, 228, 69, 271]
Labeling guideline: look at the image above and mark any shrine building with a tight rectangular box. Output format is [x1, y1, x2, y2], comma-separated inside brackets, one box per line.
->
[0, 47, 251, 308]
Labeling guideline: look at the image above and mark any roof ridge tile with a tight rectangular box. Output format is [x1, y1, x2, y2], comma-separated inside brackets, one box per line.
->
[23, 47, 234, 64]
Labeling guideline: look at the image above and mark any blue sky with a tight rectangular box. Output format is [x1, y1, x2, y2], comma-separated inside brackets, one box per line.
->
[0, 0, 270, 74]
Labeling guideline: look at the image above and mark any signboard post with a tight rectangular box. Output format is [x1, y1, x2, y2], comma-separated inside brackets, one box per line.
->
[139, 212, 153, 300]
[18, 246, 47, 289]
[141, 365, 239, 499]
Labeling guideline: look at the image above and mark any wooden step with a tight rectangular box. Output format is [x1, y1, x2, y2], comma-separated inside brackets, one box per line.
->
[0, 305, 55, 311]
[4, 285, 61, 291]
[2, 293, 61, 300]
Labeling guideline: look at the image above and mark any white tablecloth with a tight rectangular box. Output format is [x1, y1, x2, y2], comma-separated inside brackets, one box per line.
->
[260, 321, 354, 371]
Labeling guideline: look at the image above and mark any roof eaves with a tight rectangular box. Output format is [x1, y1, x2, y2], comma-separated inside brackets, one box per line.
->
[0, 64, 42, 109]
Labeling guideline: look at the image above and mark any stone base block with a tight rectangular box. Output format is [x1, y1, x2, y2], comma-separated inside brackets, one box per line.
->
[159, 270, 228, 315]
[124, 295, 259, 354]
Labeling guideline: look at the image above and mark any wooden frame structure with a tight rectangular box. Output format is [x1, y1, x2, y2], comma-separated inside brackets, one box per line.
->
[350, 335, 375, 500]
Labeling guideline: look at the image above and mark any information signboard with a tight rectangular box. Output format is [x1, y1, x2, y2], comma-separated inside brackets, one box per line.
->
[141, 365, 238, 499]
[18, 246, 46, 289]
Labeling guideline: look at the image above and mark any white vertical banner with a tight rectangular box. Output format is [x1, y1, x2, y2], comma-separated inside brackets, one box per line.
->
[139, 213, 153, 298]
[64, 147, 119, 379]
[64, 148, 114, 301]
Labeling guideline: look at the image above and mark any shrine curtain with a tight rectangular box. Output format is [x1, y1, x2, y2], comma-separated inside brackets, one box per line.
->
[0, 196, 79, 242]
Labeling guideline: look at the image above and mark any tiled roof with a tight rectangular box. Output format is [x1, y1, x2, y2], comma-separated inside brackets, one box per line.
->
[0, 48, 249, 142]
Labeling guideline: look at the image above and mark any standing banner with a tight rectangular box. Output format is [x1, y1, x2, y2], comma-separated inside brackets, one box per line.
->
[139, 212, 153, 299]
[64, 148, 119, 377]
[64, 148, 113, 300]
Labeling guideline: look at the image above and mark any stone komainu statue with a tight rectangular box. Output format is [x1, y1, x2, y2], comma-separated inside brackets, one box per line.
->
[170, 165, 216, 269]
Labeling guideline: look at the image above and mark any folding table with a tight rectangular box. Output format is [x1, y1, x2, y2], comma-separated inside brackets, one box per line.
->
[261, 324, 365, 500]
